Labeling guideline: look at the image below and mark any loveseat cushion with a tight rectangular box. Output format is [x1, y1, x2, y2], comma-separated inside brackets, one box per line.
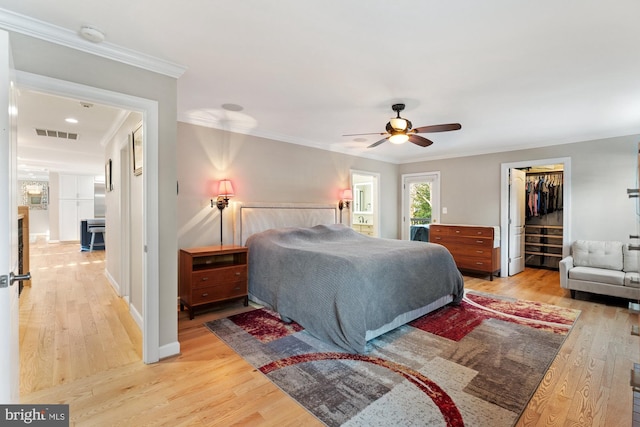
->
[568, 266, 625, 286]
[572, 240, 623, 271]
[623, 245, 639, 273]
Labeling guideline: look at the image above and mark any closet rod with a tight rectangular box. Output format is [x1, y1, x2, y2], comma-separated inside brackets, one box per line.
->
[525, 170, 564, 176]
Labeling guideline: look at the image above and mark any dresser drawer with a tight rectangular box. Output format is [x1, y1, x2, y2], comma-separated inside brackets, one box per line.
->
[449, 226, 493, 238]
[429, 225, 450, 236]
[191, 281, 247, 305]
[192, 265, 247, 288]
[431, 235, 493, 248]
[455, 257, 493, 270]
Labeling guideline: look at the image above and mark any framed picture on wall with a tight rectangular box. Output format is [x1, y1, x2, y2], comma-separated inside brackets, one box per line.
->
[132, 123, 143, 176]
[105, 158, 113, 191]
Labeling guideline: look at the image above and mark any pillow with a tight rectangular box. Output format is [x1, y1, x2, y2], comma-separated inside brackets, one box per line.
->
[572, 240, 623, 271]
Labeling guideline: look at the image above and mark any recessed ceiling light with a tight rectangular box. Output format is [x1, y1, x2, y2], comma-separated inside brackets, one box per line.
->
[222, 103, 244, 112]
[65, 118, 78, 124]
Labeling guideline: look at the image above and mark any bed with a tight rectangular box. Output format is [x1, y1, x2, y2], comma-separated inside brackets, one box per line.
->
[235, 203, 465, 353]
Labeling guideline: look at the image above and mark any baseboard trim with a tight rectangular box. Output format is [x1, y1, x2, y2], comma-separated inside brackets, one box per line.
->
[104, 269, 121, 295]
[159, 341, 181, 360]
[130, 304, 143, 331]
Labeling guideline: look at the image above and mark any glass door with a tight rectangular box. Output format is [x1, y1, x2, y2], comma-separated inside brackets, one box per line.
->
[402, 173, 440, 240]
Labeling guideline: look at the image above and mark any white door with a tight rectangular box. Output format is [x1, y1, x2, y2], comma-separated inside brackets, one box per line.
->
[402, 173, 440, 240]
[508, 168, 526, 275]
[0, 29, 20, 403]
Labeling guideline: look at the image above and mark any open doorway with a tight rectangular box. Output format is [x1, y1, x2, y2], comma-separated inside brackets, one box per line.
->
[500, 158, 572, 277]
[15, 85, 144, 392]
[350, 170, 380, 237]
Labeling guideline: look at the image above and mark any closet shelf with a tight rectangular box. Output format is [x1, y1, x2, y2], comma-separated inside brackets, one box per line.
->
[525, 224, 563, 229]
[525, 251, 563, 258]
[526, 233, 563, 239]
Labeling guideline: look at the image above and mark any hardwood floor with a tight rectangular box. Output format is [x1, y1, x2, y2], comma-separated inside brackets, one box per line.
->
[19, 238, 142, 394]
[19, 244, 639, 426]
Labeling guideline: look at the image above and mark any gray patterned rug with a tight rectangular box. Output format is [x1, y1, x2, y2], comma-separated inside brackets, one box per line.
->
[205, 291, 580, 426]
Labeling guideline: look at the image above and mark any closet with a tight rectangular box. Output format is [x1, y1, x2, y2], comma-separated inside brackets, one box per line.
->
[523, 168, 564, 270]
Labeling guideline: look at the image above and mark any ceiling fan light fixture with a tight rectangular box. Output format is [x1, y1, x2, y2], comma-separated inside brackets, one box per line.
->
[389, 117, 408, 131]
[389, 133, 409, 144]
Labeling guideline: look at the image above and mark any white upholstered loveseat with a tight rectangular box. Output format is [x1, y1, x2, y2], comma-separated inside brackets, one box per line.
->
[559, 240, 640, 300]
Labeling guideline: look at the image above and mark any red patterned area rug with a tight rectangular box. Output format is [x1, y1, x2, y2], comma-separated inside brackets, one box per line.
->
[205, 291, 580, 427]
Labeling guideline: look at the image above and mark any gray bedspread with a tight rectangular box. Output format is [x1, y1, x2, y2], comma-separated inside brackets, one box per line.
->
[246, 224, 464, 353]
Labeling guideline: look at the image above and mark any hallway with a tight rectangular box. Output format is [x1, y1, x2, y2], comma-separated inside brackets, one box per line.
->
[19, 238, 141, 395]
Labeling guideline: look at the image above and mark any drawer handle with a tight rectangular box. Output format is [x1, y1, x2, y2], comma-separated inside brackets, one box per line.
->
[476, 240, 484, 243]
[455, 230, 461, 233]
[201, 277, 209, 281]
[234, 287, 240, 290]
[235, 272, 241, 276]
[475, 262, 484, 265]
[476, 250, 484, 254]
[202, 293, 209, 297]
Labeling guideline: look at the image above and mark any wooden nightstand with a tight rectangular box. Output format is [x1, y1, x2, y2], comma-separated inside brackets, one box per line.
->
[179, 245, 248, 319]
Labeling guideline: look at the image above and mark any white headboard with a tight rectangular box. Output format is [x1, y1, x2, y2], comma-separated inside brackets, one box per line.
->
[234, 202, 339, 245]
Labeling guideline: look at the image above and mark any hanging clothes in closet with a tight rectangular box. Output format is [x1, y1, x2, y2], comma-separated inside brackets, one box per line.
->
[524, 170, 564, 270]
[525, 173, 563, 219]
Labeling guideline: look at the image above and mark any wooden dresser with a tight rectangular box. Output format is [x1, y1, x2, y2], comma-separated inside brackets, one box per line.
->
[429, 224, 500, 280]
[179, 245, 248, 319]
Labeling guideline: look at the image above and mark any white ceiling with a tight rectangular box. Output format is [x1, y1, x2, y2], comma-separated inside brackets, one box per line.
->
[16, 89, 127, 181]
[2, 0, 640, 174]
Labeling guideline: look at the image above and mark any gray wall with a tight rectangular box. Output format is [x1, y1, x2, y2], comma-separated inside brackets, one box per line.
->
[177, 122, 399, 248]
[10, 33, 179, 350]
[400, 134, 639, 243]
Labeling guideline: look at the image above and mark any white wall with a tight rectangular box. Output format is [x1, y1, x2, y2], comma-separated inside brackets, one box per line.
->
[399, 134, 639, 243]
[176, 122, 399, 248]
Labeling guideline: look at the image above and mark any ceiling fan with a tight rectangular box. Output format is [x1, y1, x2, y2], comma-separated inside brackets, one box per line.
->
[344, 103, 461, 148]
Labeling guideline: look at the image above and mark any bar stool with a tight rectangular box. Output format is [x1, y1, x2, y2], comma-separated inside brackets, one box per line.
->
[87, 220, 106, 252]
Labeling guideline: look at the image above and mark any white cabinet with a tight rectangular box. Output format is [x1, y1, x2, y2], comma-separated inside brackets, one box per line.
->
[59, 175, 95, 241]
[60, 175, 94, 200]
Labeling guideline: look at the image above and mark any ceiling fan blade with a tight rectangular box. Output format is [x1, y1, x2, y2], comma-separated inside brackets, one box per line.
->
[408, 134, 434, 147]
[343, 132, 386, 137]
[413, 123, 462, 134]
[367, 137, 389, 148]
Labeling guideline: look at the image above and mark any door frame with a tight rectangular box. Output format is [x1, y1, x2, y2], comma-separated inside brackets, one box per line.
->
[401, 172, 441, 240]
[500, 157, 572, 277]
[16, 70, 161, 363]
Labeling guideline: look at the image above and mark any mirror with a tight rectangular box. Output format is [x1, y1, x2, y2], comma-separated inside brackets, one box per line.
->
[353, 182, 372, 213]
[20, 181, 48, 210]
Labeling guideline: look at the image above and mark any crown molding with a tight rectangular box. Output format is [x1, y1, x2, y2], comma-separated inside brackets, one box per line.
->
[0, 8, 187, 78]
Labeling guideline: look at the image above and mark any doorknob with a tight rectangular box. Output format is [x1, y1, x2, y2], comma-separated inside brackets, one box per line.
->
[10, 271, 31, 285]
[0, 272, 31, 288]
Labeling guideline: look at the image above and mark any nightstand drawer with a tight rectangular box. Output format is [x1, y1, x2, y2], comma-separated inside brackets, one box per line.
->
[192, 266, 247, 288]
[191, 282, 247, 305]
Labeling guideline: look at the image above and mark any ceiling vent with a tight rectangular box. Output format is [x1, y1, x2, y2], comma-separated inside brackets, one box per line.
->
[35, 128, 78, 140]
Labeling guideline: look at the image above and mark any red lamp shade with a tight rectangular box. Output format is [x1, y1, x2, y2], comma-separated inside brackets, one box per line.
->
[218, 179, 235, 197]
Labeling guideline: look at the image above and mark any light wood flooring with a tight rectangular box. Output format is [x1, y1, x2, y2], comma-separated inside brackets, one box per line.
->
[19, 241, 639, 426]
